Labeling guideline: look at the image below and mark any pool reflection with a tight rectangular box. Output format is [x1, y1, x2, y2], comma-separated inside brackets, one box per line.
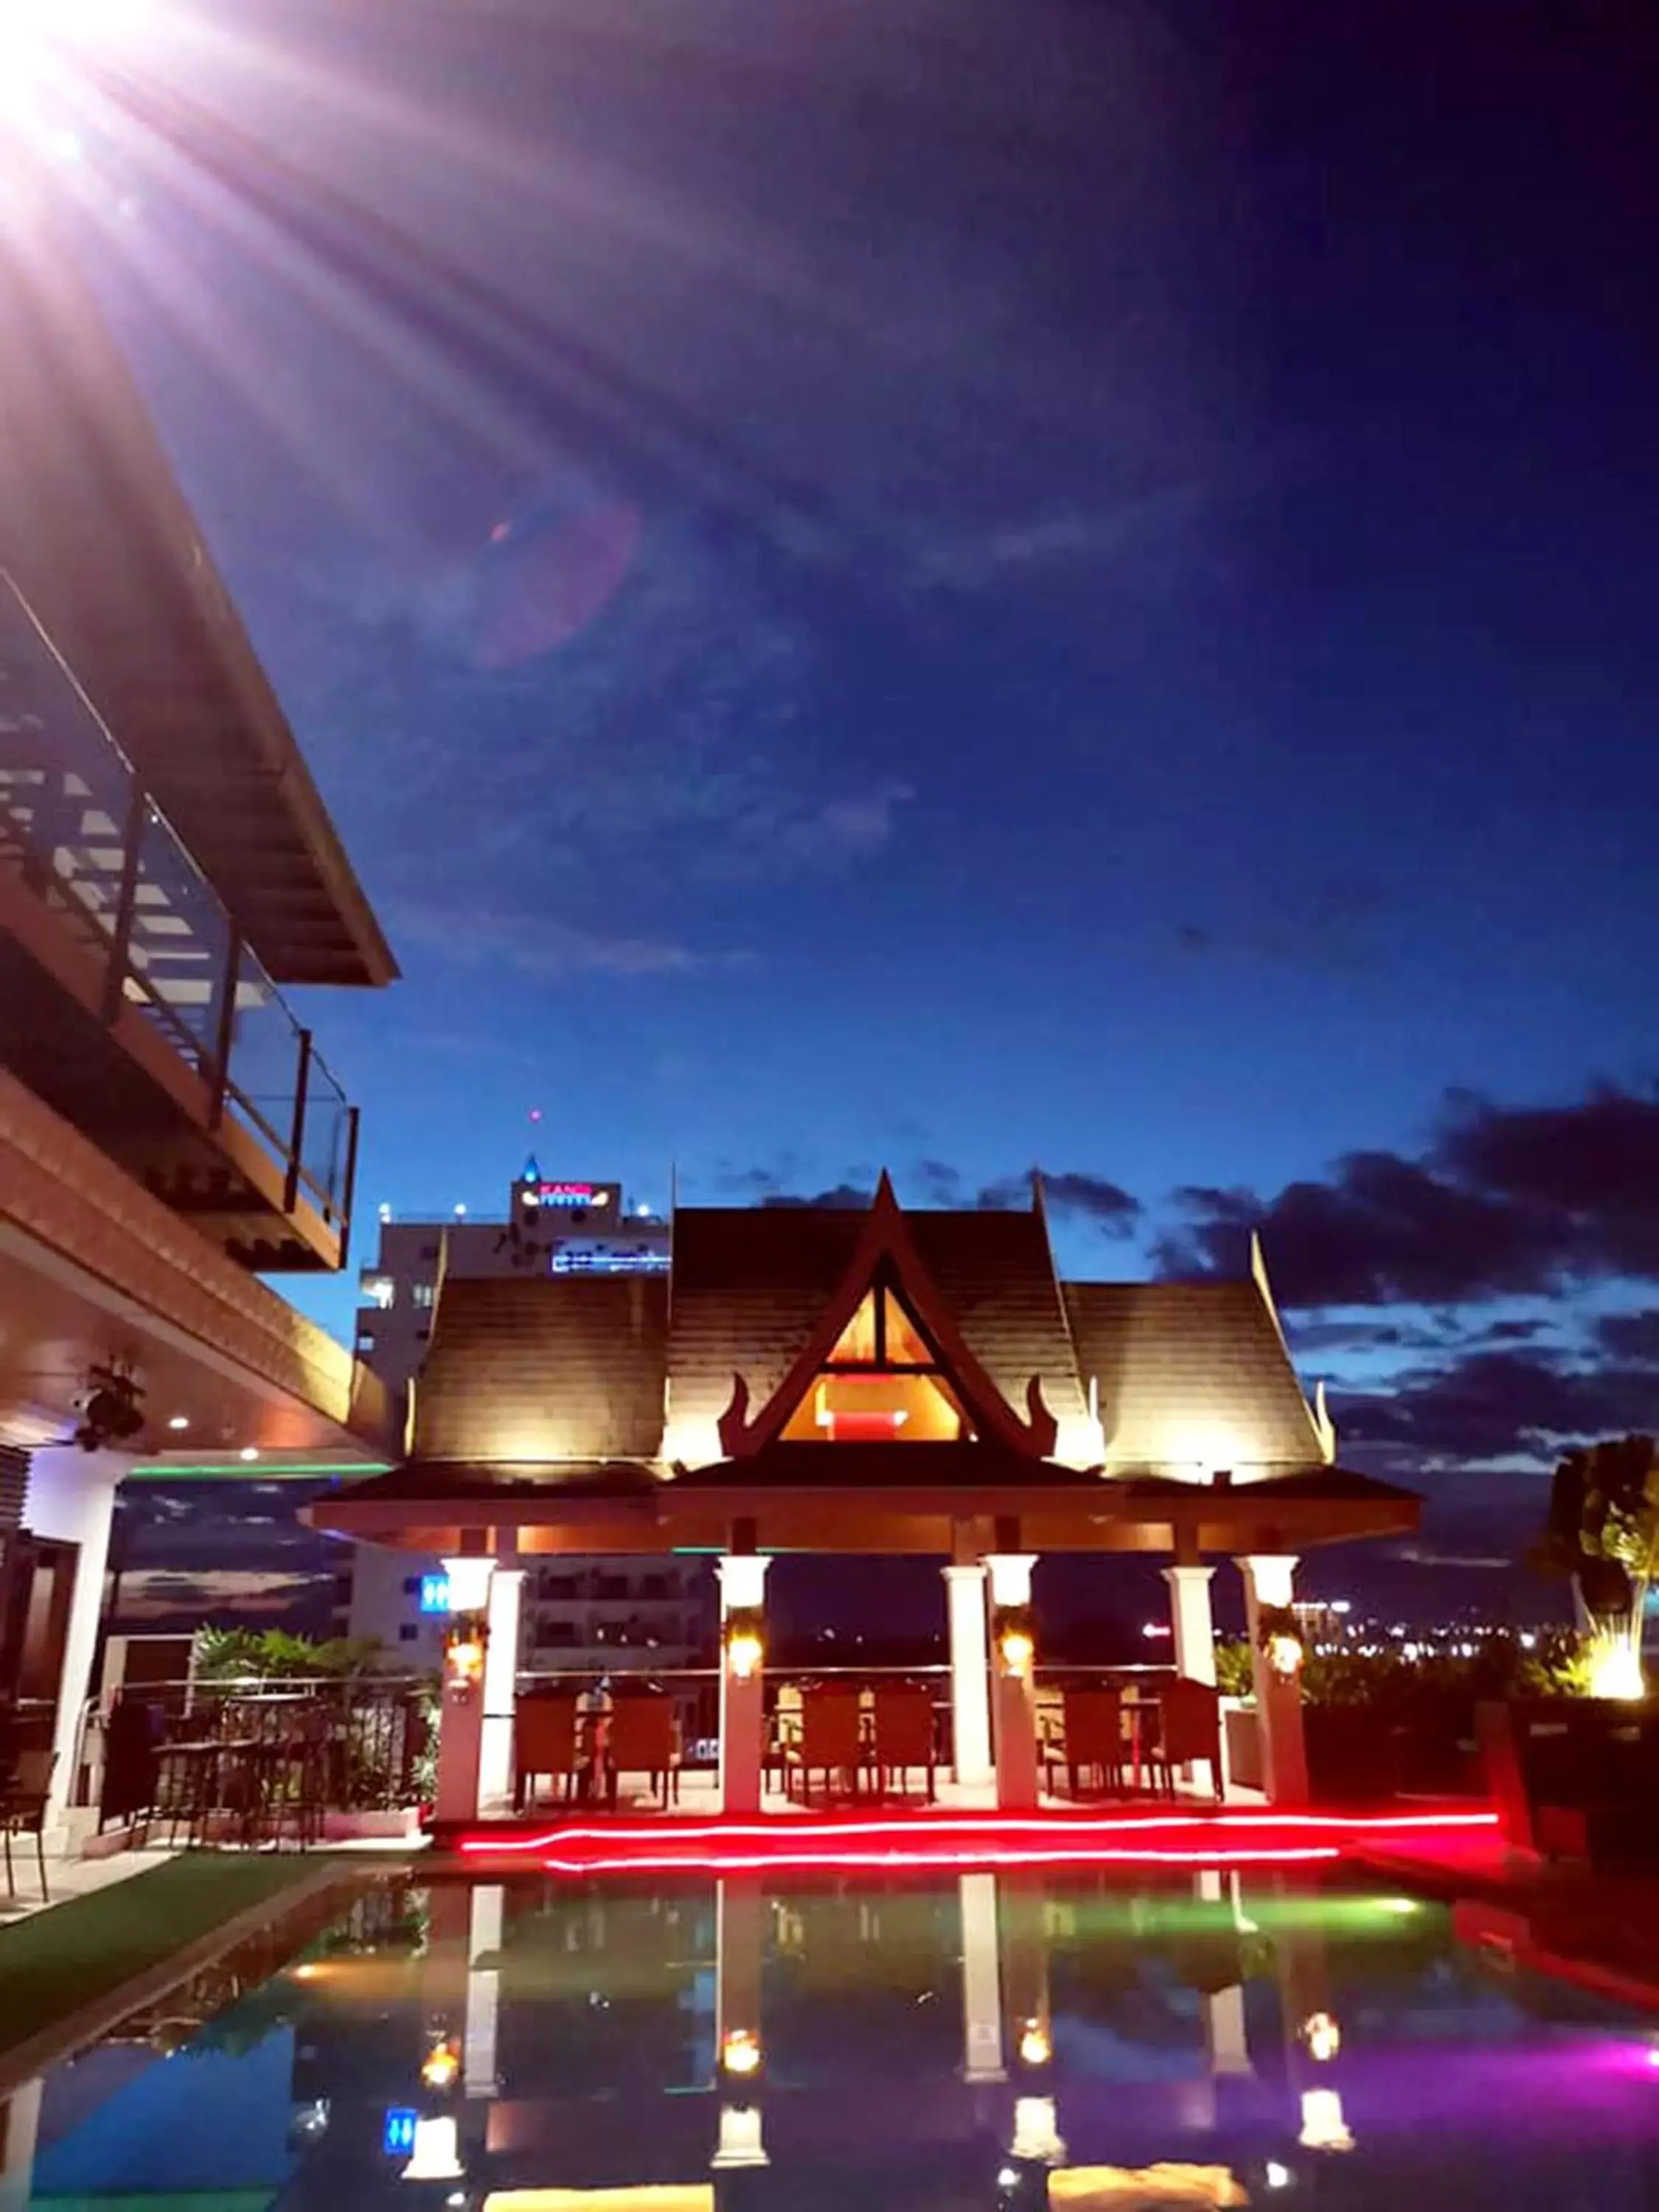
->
[9, 1866, 1659, 2211]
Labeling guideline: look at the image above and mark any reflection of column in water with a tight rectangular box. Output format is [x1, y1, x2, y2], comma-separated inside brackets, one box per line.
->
[0, 2080, 42, 2212]
[1267, 1877, 1354, 2159]
[1198, 1870, 1252, 2081]
[1000, 1869, 1052, 2075]
[712, 1877, 768, 2181]
[465, 1882, 504, 2097]
[959, 1871, 1006, 2081]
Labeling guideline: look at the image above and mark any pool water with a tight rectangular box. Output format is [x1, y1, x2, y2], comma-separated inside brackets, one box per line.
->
[7, 1867, 1659, 2210]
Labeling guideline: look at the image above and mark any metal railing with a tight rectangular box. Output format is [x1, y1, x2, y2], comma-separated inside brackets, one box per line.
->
[0, 572, 357, 1234]
[91, 1674, 435, 1828]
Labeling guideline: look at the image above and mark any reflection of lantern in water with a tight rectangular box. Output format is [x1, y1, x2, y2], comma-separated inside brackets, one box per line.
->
[420, 2035, 461, 2091]
[721, 2027, 762, 2078]
[1301, 2010, 1341, 2063]
[1018, 2017, 1051, 2067]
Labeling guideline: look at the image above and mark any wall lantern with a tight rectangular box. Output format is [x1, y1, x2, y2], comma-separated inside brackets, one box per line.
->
[998, 1613, 1036, 1680]
[1256, 1605, 1304, 1677]
[725, 1607, 765, 1682]
[444, 1625, 487, 1690]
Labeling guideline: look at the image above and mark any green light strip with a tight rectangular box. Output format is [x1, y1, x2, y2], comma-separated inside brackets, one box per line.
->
[125, 1462, 393, 1482]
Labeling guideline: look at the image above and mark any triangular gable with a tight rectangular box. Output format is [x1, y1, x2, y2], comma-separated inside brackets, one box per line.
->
[717, 1172, 1058, 1457]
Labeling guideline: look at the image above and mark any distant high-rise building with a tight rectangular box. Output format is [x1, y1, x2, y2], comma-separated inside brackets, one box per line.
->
[340, 1167, 703, 1670]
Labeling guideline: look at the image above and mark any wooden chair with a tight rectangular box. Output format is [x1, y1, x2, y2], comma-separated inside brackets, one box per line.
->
[514, 1693, 580, 1811]
[797, 1688, 865, 1803]
[872, 1685, 937, 1801]
[1148, 1678, 1223, 1800]
[2, 1748, 57, 1901]
[606, 1696, 678, 1809]
[1048, 1688, 1125, 1799]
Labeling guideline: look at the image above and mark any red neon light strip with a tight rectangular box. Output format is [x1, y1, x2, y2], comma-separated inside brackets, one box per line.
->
[534, 1844, 1346, 1877]
[459, 1807, 1498, 1859]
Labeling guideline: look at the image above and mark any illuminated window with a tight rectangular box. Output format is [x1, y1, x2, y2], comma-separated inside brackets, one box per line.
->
[783, 1276, 970, 1443]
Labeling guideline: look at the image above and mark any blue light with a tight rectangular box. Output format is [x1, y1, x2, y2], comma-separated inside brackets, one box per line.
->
[383, 2109, 418, 2156]
[419, 1573, 452, 1615]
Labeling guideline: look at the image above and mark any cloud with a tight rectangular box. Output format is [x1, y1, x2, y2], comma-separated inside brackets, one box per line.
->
[387, 902, 748, 981]
[760, 1183, 874, 1211]
[1593, 1309, 1659, 1364]
[1335, 1348, 1659, 1474]
[1157, 1083, 1659, 1309]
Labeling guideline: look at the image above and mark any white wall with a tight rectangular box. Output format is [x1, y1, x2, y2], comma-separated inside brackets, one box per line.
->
[24, 1445, 125, 1829]
[347, 1539, 448, 1669]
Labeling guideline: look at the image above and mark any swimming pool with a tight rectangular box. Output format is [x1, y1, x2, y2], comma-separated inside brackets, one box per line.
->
[6, 1865, 1659, 2209]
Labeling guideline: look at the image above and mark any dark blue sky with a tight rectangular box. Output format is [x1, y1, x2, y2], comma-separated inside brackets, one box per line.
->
[46, 0, 1659, 1562]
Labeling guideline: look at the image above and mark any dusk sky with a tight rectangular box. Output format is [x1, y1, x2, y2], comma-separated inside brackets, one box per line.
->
[46, 0, 1659, 1596]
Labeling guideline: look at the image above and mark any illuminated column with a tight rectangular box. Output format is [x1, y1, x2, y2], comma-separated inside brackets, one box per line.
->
[0, 2080, 41, 2212]
[1237, 1556, 1310, 1807]
[986, 1552, 1040, 1811]
[959, 1871, 1006, 2080]
[942, 1562, 993, 1788]
[434, 1556, 493, 1825]
[1162, 1563, 1218, 1794]
[717, 1554, 771, 1815]
[476, 1567, 524, 1811]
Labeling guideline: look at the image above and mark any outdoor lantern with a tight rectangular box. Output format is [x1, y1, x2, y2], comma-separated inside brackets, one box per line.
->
[721, 2027, 762, 2077]
[725, 1607, 765, 1681]
[1301, 2011, 1341, 2064]
[1018, 2017, 1052, 2067]
[998, 1610, 1036, 1680]
[1587, 1638, 1646, 1702]
[444, 1624, 487, 1690]
[420, 2035, 461, 2092]
[1257, 1604, 1304, 1678]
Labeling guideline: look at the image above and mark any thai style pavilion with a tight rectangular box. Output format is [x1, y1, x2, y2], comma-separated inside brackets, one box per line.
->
[310, 1176, 1417, 1823]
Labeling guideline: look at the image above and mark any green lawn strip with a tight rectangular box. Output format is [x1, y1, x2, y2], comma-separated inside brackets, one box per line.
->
[0, 1854, 329, 2067]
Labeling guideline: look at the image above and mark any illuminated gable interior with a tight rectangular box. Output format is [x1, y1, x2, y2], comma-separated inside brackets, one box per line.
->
[781, 1284, 970, 1443]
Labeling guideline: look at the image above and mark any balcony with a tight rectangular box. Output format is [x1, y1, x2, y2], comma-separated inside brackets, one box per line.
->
[0, 574, 358, 1270]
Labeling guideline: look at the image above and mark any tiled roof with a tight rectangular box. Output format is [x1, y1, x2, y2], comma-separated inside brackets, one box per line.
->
[413, 1275, 667, 1463]
[1061, 1280, 1324, 1476]
[666, 1205, 1086, 1439]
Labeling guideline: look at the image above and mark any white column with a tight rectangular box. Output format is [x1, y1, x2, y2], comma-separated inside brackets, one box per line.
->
[22, 1447, 125, 1840]
[477, 1568, 524, 1811]
[1196, 1872, 1251, 2079]
[1162, 1563, 1219, 1795]
[942, 1563, 992, 1789]
[985, 1552, 1040, 1812]
[959, 1871, 1005, 2081]
[716, 1554, 770, 1815]
[1161, 1564, 1218, 1686]
[434, 1557, 493, 1826]
[1238, 1554, 1310, 1807]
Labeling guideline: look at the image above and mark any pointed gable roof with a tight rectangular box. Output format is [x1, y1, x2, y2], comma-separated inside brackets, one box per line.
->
[712, 1174, 1058, 1458]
